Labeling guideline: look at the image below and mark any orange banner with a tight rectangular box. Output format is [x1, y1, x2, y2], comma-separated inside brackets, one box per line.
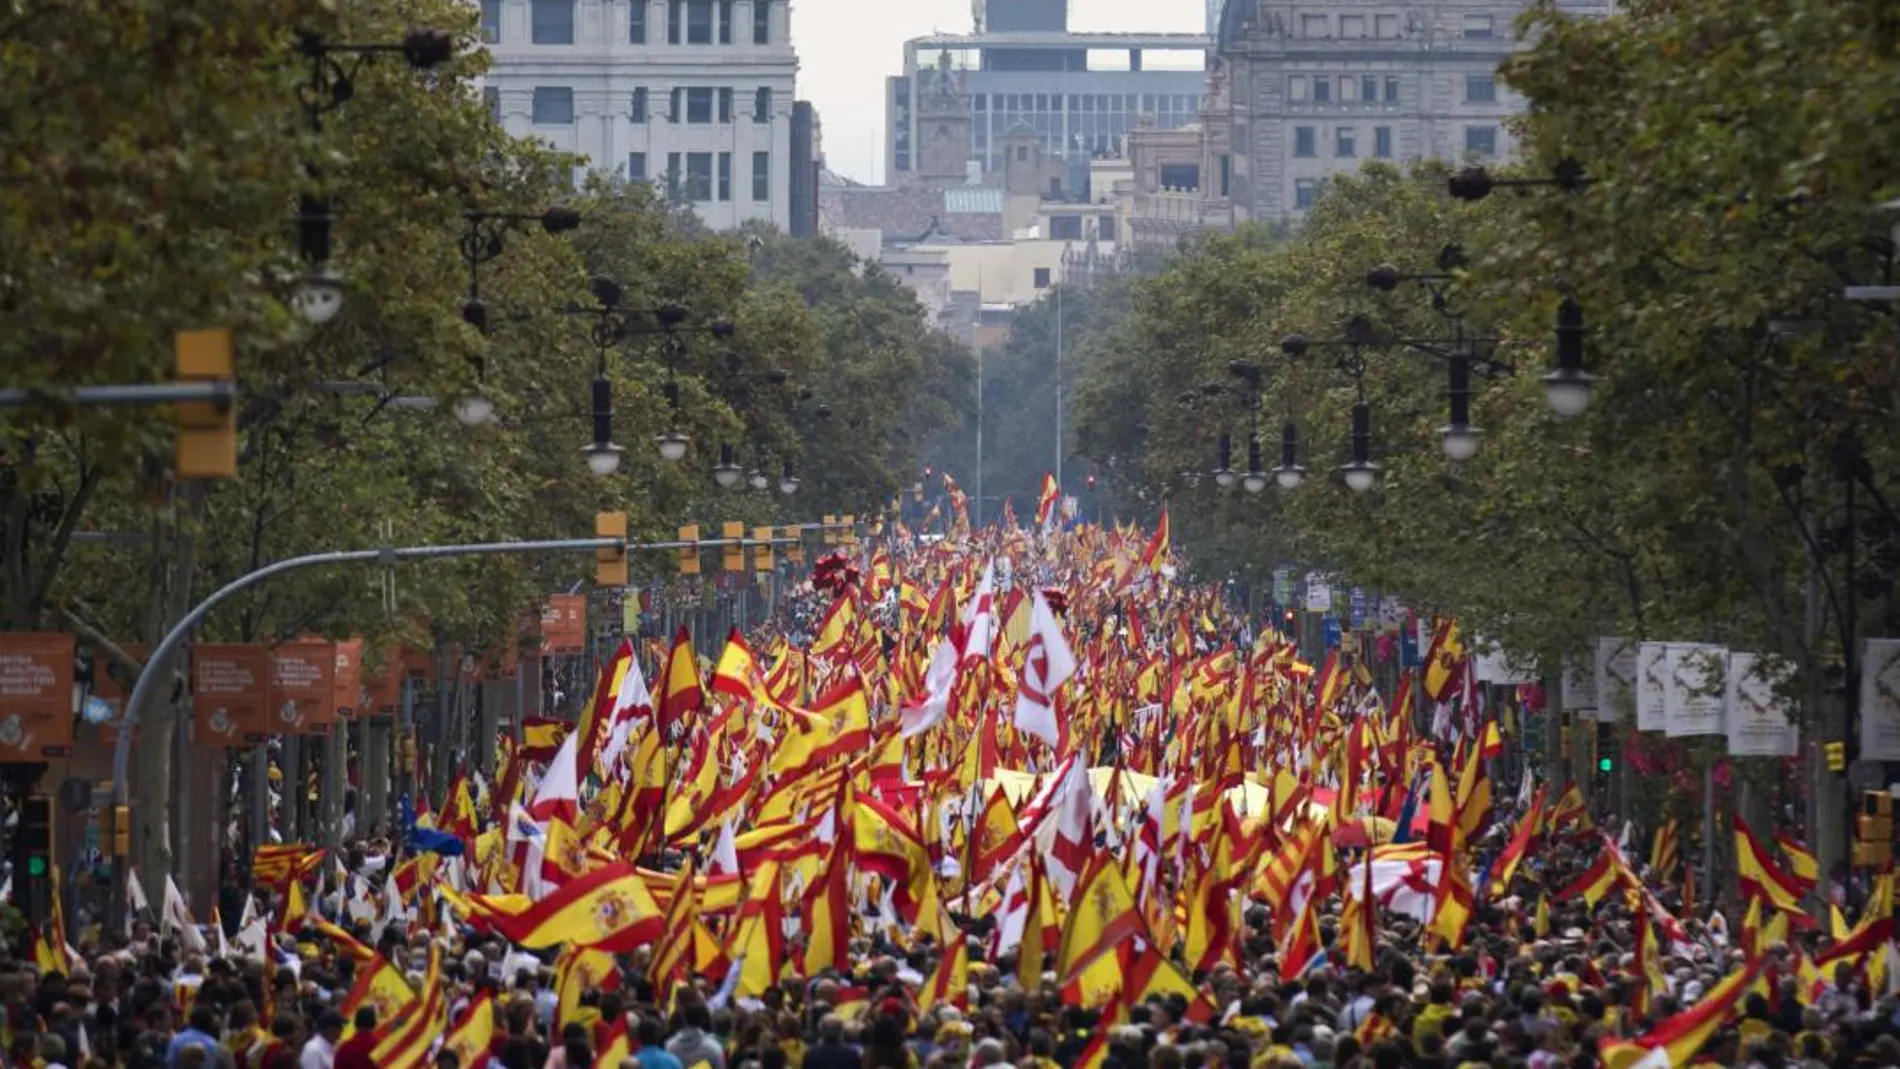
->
[540, 595, 587, 654]
[0, 632, 75, 759]
[333, 638, 364, 719]
[193, 644, 271, 746]
[271, 640, 337, 735]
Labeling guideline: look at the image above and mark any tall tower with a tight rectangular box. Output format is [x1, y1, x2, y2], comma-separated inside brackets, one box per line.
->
[979, 0, 1068, 32]
[916, 52, 973, 184]
[1206, 0, 1226, 35]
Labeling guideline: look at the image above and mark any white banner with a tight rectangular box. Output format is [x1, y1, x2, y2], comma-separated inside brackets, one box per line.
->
[1663, 643, 1728, 738]
[1725, 652, 1797, 758]
[1860, 639, 1900, 761]
[1474, 640, 1537, 684]
[1635, 642, 1668, 732]
[1596, 637, 1636, 725]
[1303, 573, 1332, 613]
[1562, 655, 1598, 717]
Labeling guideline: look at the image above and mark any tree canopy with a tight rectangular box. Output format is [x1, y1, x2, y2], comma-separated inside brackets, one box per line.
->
[1070, 0, 1900, 689]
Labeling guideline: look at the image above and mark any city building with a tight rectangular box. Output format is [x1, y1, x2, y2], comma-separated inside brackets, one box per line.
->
[1206, 0, 1227, 35]
[477, 0, 821, 232]
[1212, 0, 1611, 221]
[885, 28, 1211, 183]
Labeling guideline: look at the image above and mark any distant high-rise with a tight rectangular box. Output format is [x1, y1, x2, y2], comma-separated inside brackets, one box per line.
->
[976, 0, 1068, 32]
[1206, 0, 1226, 34]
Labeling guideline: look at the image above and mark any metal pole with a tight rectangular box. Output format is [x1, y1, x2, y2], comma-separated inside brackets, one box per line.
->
[975, 343, 985, 529]
[1054, 285, 1064, 491]
[0, 381, 238, 408]
[112, 536, 621, 809]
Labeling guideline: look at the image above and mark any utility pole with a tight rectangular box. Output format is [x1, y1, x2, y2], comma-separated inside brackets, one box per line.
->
[1054, 284, 1064, 491]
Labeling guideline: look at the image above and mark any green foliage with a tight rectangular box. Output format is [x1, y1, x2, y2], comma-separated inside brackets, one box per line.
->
[1072, 0, 1900, 696]
[0, 1, 974, 660]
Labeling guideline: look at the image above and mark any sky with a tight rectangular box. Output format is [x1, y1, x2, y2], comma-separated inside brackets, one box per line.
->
[791, 0, 1208, 185]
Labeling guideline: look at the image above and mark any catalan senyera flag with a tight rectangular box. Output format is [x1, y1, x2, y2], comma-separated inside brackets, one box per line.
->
[251, 843, 324, 886]
[372, 943, 446, 1069]
[1649, 819, 1679, 882]
[648, 856, 699, 989]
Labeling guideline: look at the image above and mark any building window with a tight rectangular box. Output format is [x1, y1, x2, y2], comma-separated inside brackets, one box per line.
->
[684, 151, 713, 200]
[716, 151, 732, 201]
[753, 0, 770, 42]
[1336, 127, 1356, 158]
[1313, 77, 1332, 104]
[1463, 14, 1495, 38]
[718, 87, 733, 123]
[1016, 145, 1029, 162]
[1050, 215, 1083, 240]
[530, 0, 575, 44]
[752, 150, 770, 200]
[531, 86, 574, 124]
[686, 87, 714, 123]
[1287, 76, 1309, 102]
[1374, 126, 1393, 158]
[1293, 126, 1316, 157]
[1339, 14, 1365, 36]
[754, 87, 772, 122]
[1384, 76, 1401, 103]
[665, 152, 682, 196]
[718, 0, 734, 43]
[1099, 216, 1117, 241]
[1465, 75, 1497, 103]
[1362, 76, 1379, 104]
[1159, 163, 1199, 190]
[686, 0, 713, 43]
[1376, 13, 1400, 37]
[668, 0, 681, 43]
[630, 88, 649, 122]
[1219, 154, 1231, 197]
[1302, 13, 1329, 36]
[1465, 125, 1498, 157]
[1339, 76, 1359, 103]
[628, 152, 648, 181]
[1295, 179, 1321, 210]
[630, 1, 647, 42]
[1033, 268, 1052, 289]
[481, 0, 502, 42]
[483, 86, 501, 120]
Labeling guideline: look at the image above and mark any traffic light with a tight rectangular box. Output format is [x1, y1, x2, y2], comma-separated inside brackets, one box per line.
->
[721, 521, 745, 572]
[1087, 474, 1097, 490]
[751, 526, 774, 573]
[175, 328, 237, 479]
[677, 525, 701, 576]
[18, 795, 51, 880]
[822, 515, 838, 546]
[841, 515, 858, 548]
[106, 804, 130, 858]
[594, 511, 628, 586]
[782, 526, 804, 565]
[1595, 721, 1614, 773]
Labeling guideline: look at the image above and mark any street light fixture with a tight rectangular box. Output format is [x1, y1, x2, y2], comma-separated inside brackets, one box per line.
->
[1213, 434, 1237, 488]
[654, 431, 690, 463]
[747, 469, 770, 491]
[585, 374, 623, 476]
[1242, 438, 1269, 493]
[1545, 298, 1595, 417]
[779, 463, 800, 495]
[713, 444, 743, 488]
[1439, 351, 1483, 461]
[1338, 402, 1380, 493]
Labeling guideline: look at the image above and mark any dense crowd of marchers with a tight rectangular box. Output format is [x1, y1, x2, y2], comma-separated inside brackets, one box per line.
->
[1, 491, 1893, 1069]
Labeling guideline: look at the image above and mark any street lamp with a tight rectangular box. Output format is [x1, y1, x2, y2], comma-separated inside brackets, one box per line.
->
[456, 204, 583, 424]
[713, 444, 743, 488]
[1242, 437, 1268, 493]
[1545, 298, 1595, 417]
[655, 431, 690, 463]
[1273, 423, 1307, 489]
[1338, 402, 1380, 493]
[747, 469, 770, 491]
[1213, 434, 1237, 488]
[779, 462, 800, 495]
[584, 374, 623, 476]
[1439, 351, 1483, 460]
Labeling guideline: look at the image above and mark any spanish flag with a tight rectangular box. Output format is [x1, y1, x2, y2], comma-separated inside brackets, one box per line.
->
[477, 862, 664, 952]
[1598, 961, 1757, 1069]
[1140, 509, 1169, 576]
[372, 944, 446, 1069]
[442, 994, 496, 1069]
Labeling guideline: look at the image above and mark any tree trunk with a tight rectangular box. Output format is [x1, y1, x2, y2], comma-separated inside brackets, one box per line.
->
[132, 481, 207, 909]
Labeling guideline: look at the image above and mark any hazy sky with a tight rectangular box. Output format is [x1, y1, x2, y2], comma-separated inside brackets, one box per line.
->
[792, 0, 1207, 185]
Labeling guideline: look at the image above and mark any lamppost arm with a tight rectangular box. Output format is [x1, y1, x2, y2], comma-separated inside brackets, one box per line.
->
[111, 536, 621, 807]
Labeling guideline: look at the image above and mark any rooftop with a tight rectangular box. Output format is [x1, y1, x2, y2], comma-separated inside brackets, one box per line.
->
[905, 31, 1211, 51]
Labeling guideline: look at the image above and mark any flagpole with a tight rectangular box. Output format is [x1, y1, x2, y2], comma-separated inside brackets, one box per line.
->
[1054, 283, 1064, 492]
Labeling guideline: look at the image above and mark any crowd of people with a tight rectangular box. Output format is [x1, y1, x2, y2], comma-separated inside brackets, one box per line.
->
[3, 513, 1886, 1069]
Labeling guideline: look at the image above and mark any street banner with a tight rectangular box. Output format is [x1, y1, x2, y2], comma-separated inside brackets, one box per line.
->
[1595, 637, 1636, 725]
[193, 644, 271, 745]
[1662, 642, 1727, 738]
[1725, 652, 1798, 758]
[1859, 638, 1900, 761]
[1635, 642, 1668, 732]
[0, 632, 75, 759]
[271, 640, 338, 735]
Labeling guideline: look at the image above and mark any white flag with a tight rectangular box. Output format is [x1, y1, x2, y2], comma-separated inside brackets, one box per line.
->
[1012, 591, 1077, 749]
